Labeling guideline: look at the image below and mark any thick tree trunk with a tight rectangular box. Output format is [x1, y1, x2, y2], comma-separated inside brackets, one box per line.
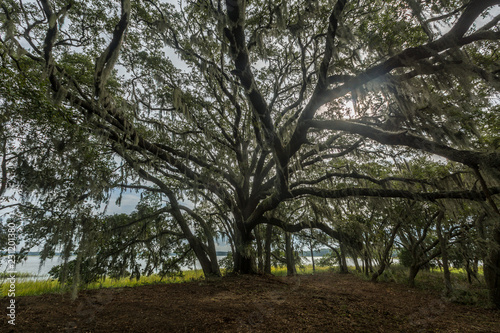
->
[484, 225, 500, 308]
[163, 195, 220, 277]
[264, 224, 272, 274]
[233, 226, 257, 274]
[204, 235, 222, 277]
[285, 232, 296, 276]
[408, 265, 419, 287]
[189, 240, 220, 277]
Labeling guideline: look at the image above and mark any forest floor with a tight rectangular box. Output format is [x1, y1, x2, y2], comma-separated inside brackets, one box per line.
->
[1, 272, 499, 332]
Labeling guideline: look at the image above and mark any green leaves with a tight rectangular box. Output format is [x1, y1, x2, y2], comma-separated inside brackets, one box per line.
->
[2, 0, 500, 281]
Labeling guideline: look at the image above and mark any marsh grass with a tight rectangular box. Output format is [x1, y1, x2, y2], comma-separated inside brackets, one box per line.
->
[1, 269, 206, 297]
[271, 265, 333, 276]
[2, 279, 63, 296]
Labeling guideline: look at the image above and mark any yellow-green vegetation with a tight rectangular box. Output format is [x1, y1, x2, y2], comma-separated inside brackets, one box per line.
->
[1, 264, 489, 307]
[1, 270, 205, 297]
[1, 279, 62, 297]
[2, 265, 337, 297]
[271, 265, 333, 276]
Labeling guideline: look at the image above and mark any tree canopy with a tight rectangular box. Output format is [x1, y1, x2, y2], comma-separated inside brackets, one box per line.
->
[1, 0, 500, 306]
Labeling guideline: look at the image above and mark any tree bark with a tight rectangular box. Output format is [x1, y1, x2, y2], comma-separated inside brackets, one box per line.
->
[233, 225, 257, 274]
[408, 265, 419, 287]
[484, 224, 500, 308]
[309, 236, 316, 273]
[372, 221, 402, 282]
[475, 168, 500, 308]
[264, 224, 273, 274]
[364, 251, 370, 276]
[339, 241, 348, 274]
[189, 241, 220, 277]
[285, 232, 296, 276]
[255, 226, 264, 272]
[436, 212, 453, 296]
[352, 255, 361, 272]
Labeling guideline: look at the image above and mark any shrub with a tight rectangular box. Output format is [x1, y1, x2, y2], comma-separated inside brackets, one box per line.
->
[316, 250, 338, 267]
[398, 248, 413, 268]
[48, 259, 104, 285]
[218, 252, 234, 272]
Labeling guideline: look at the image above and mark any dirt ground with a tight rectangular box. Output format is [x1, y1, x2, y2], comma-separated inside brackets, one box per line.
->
[1, 272, 499, 332]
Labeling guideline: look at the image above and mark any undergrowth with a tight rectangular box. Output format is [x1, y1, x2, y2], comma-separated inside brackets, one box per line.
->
[1, 269, 205, 297]
[0, 264, 492, 307]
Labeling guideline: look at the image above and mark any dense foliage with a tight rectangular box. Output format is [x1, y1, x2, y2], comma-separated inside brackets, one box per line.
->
[1, 0, 499, 306]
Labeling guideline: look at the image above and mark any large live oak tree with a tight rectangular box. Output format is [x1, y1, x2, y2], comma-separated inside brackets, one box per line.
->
[1, 0, 500, 305]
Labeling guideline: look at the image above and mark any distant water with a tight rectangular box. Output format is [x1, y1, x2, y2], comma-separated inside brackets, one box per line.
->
[2, 255, 215, 277]
[2, 256, 76, 276]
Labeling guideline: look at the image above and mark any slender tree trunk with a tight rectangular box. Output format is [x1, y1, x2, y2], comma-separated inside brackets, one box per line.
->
[484, 224, 500, 308]
[330, 247, 342, 270]
[372, 221, 402, 282]
[353, 253, 361, 272]
[310, 239, 315, 273]
[264, 224, 272, 274]
[308, 227, 316, 273]
[364, 250, 370, 276]
[465, 260, 473, 284]
[255, 226, 264, 273]
[285, 232, 296, 276]
[436, 213, 452, 296]
[366, 246, 374, 273]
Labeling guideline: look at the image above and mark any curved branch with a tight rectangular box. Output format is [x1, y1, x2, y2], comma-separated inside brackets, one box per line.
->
[306, 119, 500, 169]
[94, 0, 131, 98]
[291, 186, 500, 201]
[286, 0, 500, 159]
